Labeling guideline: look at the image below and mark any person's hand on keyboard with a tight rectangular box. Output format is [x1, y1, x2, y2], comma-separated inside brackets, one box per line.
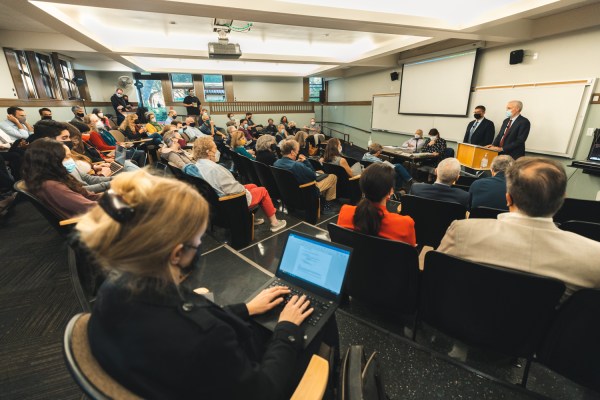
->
[278, 294, 314, 326]
[246, 286, 290, 316]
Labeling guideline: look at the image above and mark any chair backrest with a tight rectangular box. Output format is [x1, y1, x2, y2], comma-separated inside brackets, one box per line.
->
[321, 162, 361, 203]
[554, 198, 600, 224]
[307, 158, 322, 172]
[420, 251, 565, 358]
[63, 313, 141, 399]
[537, 289, 600, 392]
[328, 223, 420, 314]
[228, 151, 249, 184]
[400, 194, 467, 248]
[109, 129, 125, 143]
[253, 160, 281, 201]
[442, 147, 455, 159]
[270, 166, 320, 224]
[559, 220, 600, 242]
[236, 153, 261, 184]
[13, 180, 72, 236]
[469, 206, 505, 219]
[167, 162, 188, 181]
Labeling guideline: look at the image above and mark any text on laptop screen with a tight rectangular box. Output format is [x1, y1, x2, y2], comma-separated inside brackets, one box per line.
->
[279, 232, 350, 296]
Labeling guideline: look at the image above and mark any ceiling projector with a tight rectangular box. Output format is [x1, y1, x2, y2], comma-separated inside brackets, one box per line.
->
[208, 38, 242, 59]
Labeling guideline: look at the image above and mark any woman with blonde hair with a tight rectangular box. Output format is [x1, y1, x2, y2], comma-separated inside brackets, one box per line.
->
[80, 169, 312, 398]
[119, 113, 162, 145]
[230, 130, 255, 160]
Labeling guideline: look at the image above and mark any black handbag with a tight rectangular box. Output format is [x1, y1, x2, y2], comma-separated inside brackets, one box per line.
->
[340, 345, 389, 400]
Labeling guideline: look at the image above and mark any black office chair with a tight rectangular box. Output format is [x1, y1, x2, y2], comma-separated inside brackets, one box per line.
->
[321, 162, 361, 204]
[554, 198, 600, 224]
[400, 194, 467, 249]
[442, 148, 455, 159]
[328, 224, 420, 315]
[253, 160, 282, 204]
[230, 152, 254, 184]
[236, 153, 261, 185]
[417, 251, 565, 385]
[559, 220, 600, 242]
[469, 206, 506, 219]
[307, 158, 322, 172]
[537, 289, 600, 393]
[271, 166, 320, 224]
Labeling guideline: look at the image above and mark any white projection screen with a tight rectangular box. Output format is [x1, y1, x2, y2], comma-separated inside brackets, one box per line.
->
[399, 50, 477, 116]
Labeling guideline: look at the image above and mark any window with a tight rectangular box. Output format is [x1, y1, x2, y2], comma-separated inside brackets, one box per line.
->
[203, 74, 226, 102]
[137, 79, 167, 121]
[7, 50, 38, 99]
[35, 53, 61, 99]
[171, 73, 193, 102]
[58, 59, 80, 99]
[308, 77, 324, 102]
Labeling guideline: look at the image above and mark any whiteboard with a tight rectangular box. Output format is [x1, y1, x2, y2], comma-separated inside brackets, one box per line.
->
[371, 79, 595, 158]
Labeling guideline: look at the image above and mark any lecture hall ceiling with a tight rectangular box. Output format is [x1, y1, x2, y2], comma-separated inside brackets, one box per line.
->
[0, 0, 598, 77]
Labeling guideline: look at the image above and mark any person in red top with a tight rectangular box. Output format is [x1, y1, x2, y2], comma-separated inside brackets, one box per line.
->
[337, 163, 416, 246]
[84, 114, 116, 151]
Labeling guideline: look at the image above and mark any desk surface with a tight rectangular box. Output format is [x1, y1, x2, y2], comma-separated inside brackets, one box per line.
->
[381, 147, 437, 160]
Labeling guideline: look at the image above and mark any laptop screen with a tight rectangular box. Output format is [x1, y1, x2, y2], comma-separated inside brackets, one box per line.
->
[278, 232, 351, 296]
[115, 144, 127, 165]
[588, 129, 600, 161]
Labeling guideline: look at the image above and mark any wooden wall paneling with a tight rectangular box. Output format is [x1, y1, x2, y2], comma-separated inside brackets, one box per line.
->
[224, 75, 234, 102]
[73, 70, 90, 101]
[3, 49, 26, 99]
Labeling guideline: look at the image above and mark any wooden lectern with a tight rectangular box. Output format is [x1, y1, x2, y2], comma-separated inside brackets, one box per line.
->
[456, 143, 499, 170]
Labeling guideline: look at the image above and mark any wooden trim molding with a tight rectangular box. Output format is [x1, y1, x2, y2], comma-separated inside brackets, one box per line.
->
[209, 101, 314, 114]
[325, 101, 372, 106]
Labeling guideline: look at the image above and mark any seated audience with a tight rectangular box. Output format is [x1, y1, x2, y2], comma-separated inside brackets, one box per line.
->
[421, 128, 447, 166]
[186, 137, 287, 232]
[92, 108, 115, 130]
[306, 133, 324, 157]
[225, 112, 238, 128]
[337, 163, 416, 245]
[184, 116, 204, 141]
[70, 106, 90, 133]
[262, 118, 277, 135]
[469, 155, 514, 210]
[410, 158, 470, 208]
[322, 138, 362, 177]
[438, 157, 600, 298]
[198, 114, 226, 141]
[63, 145, 111, 193]
[0, 115, 26, 179]
[77, 169, 331, 399]
[161, 133, 194, 168]
[246, 112, 259, 134]
[238, 119, 254, 142]
[119, 114, 162, 145]
[401, 129, 426, 153]
[280, 115, 289, 129]
[274, 139, 337, 209]
[362, 143, 413, 191]
[231, 130, 255, 160]
[286, 121, 299, 135]
[275, 124, 289, 144]
[84, 114, 116, 151]
[164, 109, 178, 125]
[295, 131, 309, 157]
[303, 118, 321, 134]
[22, 138, 100, 218]
[255, 135, 278, 166]
[38, 107, 53, 121]
[144, 112, 162, 134]
[0, 106, 33, 142]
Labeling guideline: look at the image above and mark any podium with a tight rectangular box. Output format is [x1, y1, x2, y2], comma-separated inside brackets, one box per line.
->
[456, 143, 499, 171]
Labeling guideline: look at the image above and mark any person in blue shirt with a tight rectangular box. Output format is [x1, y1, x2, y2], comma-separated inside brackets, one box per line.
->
[362, 143, 413, 192]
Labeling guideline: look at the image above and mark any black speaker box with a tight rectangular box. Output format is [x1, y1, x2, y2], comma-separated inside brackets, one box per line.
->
[510, 49, 524, 65]
[390, 71, 399, 81]
[319, 89, 326, 103]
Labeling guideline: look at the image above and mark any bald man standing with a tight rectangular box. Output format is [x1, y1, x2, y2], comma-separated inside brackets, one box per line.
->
[487, 100, 530, 159]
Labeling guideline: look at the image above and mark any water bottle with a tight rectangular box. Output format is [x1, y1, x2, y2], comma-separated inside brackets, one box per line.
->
[480, 153, 488, 168]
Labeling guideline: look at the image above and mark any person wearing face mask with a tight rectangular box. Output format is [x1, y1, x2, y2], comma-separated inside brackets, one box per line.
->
[255, 134, 279, 166]
[38, 107, 53, 121]
[92, 108, 116, 130]
[85, 114, 117, 151]
[165, 110, 178, 125]
[303, 118, 321, 134]
[144, 112, 161, 134]
[487, 100, 530, 159]
[231, 130, 256, 160]
[275, 124, 288, 144]
[183, 116, 203, 141]
[68, 106, 90, 134]
[160, 133, 194, 169]
[119, 113, 162, 146]
[226, 112, 238, 128]
[187, 136, 287, 232]
[422, 128, 447, 167]
[22, 138, 100, 219]
[0, 106, 33, 142]
[463, 105, 495, 146]
[63, 145, 112, 193]
[238, 118, 254, 142]
[183, 88, 201, 116]
[262, 118, 277, 135]
[111, 88, 128, 125]
[400, 129, 427, 153]
[322, 138, 363, 177]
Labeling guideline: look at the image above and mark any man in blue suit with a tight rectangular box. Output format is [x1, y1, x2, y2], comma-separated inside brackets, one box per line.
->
[487, 100, 530, 159]
[469, 155, 514, 210]
[463, 105, 495, 146]
[410, 157, 470, 209]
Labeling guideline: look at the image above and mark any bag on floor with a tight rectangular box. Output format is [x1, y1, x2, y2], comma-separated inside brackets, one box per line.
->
[340, 345, 389, 400]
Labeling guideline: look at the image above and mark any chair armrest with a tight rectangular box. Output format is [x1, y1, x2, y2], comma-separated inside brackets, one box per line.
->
[349, 174, 361, 181]
[291, 355, 329, 400]
[299, 181, 317, 189]
[219, 192, 246, 201]
[59, 217, 81, 226]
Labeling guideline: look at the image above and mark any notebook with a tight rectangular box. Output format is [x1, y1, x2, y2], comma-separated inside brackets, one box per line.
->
[248, 230, 352, 348]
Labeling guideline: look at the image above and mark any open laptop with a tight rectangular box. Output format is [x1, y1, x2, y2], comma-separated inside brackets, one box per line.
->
[109, 143, 127, 175]
[572, 128, 600, 169]
[248, 230, 352, 348]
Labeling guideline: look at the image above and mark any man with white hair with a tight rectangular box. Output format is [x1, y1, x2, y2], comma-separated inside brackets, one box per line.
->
[469, 155, 513, 210]
[487, 100, 530, 159]
[410, 157, 470, 208]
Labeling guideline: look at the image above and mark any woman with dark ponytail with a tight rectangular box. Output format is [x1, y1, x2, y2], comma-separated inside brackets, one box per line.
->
[337, 163, 416, 245]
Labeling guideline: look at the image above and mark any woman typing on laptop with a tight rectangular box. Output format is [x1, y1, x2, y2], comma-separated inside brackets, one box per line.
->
[77, 169, 335, 399]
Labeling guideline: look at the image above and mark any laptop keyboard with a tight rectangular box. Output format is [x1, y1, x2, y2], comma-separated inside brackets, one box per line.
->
[110, 162, 122, 174]
[267, 280, 333, 327]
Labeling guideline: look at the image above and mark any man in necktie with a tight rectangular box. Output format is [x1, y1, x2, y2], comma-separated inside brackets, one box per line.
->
[463, 105, 495, 146]
[487, 100, 530, 159]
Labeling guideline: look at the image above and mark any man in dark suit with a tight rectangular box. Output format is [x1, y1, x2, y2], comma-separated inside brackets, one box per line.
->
[487, 100, 530, 159]
[469, 155, 513, 210]
[410, 157, 470, 209]
[463, 105, 495, 146]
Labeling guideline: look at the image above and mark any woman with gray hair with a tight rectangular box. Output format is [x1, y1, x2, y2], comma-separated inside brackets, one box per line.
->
[255, 134, 278, 166]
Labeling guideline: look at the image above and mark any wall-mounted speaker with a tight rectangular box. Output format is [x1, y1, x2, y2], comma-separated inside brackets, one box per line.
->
[510, 49, 524, 65]
[319, 90, 326, 103]
[390, 71, 399, 81]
